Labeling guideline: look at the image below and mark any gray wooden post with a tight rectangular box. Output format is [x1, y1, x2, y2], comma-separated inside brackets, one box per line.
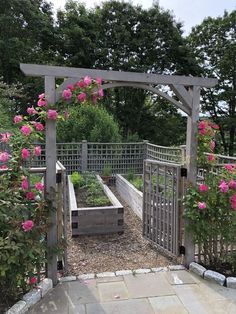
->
[184, 86, 200, 266]
[81, 140, 88, 172]
[45, 76, 58, 285]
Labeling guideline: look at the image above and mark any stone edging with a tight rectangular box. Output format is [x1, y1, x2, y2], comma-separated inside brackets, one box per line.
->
[5, 278, 53, 314]
[189, 262, 236, 289]
[58, 265, 186, 283]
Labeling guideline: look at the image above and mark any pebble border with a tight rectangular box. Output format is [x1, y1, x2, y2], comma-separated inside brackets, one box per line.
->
[189, 262, 236, 289]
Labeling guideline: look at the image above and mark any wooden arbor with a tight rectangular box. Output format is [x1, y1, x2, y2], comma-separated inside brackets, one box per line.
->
[20, 63, 217, 284]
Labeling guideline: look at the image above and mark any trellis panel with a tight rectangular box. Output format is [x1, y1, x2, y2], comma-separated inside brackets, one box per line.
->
[143, 159, 184, 258]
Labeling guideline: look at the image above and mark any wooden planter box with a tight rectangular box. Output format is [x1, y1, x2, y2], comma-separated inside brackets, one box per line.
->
[68, 175, 124, 236]
[116, 174, 143, 220]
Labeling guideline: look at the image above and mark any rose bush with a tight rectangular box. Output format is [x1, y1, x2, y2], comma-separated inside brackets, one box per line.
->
[184, 120, 236, 268]
[0, 76, 103, 308]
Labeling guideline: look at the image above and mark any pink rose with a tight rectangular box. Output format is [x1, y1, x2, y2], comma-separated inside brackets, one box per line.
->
[21, 178, 29, 191]
[198, 121, 207, 130]
[47, 109, 58, 120]
[0, 165, 8, 170]
[67, 84, 75, 91]
[27, 107, 37, 115]
[98, 88, 104, 98]
[37, 99, 47, 107]
[35, 182, 44, 191]
[22, 220, 34, 232]
[34, 122, 44, 131]
[29, 277, 37, 285]
[92, 94, 97, 104]
[199, 129, 207, 135]
[34, 146, 41, 156]
[21, 148, 30, 160]
[218, 180, 229, 193]
[62, 89, 72, 100]
[199, 184, 208, 193]
[21, 125, 32, 136]
[212, 124, 219, 130]
[26, 191, 35, 200]
[198, 202, 206, 209]
[230, 195, 236, 210]
[38, 93, 45, 99]
[0, 133, 11, 143]
[77, 92, 86, 103]
[229, 180, 236, 190]
[76, 80, 85, 88]
[224, 164, 235, 173]
[96, 77, 102, 85]
[207, 154, 215, 162]
[14, 115, 23, 124]
[210, 140, 215, 151]
[83, 76, 92, 86]
[0, 152, 10, 162]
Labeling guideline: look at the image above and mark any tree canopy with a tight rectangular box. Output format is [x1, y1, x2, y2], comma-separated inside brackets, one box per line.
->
[0, 0, 235, 152]
[187, 10, 236, 154]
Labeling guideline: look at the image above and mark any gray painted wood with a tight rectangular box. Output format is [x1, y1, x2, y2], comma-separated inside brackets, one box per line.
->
[68, 175, 124, 236]
[81, 140, 88, 172]
[102, 82, 191, 115]
[184, 86, 200, 266]
[45, 76, 58, 286]
[20, 63, 217, 87]
[170, 84, 192, 110]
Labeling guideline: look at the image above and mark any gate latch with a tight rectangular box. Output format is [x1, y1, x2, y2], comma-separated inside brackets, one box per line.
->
[179, 245, 185, 255]
[181, 168, 187, 177]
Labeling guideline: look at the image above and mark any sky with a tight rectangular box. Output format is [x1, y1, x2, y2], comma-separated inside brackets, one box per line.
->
[50, 0, 235, 34]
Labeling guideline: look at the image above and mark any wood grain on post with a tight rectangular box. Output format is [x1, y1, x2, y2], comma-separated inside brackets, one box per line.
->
[45, 76, 58, 286]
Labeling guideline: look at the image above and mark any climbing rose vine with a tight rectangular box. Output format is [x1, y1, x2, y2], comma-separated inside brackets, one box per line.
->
[0, 75, 103, 305]
[184, 120, 236, 267]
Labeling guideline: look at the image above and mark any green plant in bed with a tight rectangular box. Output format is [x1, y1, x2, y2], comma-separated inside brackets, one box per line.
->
[71, 172, 85, 188]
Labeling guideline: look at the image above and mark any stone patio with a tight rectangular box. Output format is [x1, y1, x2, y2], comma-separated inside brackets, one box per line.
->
[28, 270, 236, 314]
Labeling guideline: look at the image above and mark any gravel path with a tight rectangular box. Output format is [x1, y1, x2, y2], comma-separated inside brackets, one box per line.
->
[67, 187, 174, 275]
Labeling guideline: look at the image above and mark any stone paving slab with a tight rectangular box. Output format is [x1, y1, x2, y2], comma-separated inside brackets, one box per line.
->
[28, 283, 85, 314]
[96, 276, 123, 283]
[98, 281, 129, 302]
[86, 298, 154, 314]
[148, 295, 188, 314]
[27, 270, 236, 314]
[165, 270, 197, 285]
[123, 273, 175, 298]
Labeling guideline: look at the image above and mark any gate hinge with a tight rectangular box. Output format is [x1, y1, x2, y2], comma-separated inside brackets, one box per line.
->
[56, 173, 62, 183]
[181, 168, 187, 177]
[179, 245, 185, 255]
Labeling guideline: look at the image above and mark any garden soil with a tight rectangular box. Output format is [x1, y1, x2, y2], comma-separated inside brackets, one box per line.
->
[66, 186, 174, 275]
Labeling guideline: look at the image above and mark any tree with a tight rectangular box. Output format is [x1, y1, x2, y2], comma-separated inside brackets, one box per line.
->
[93, 1, 198, 142]
[187, 11, 236, 155]
[56, 105, 122, 143]
[56, 1, 98, 68]
[0, 80, 23, 132]
[0, 0, 56, 83]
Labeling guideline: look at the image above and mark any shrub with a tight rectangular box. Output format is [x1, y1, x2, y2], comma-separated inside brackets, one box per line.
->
[184, 120, 236, 266]
[57, 105, 122, 143]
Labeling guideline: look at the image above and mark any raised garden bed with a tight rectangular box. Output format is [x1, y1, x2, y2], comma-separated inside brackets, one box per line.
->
[68, 173, 124, 236]
[116, 174, 143, 219]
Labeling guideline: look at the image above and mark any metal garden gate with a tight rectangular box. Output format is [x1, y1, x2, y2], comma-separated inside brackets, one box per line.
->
[143, 159, 185, 258]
